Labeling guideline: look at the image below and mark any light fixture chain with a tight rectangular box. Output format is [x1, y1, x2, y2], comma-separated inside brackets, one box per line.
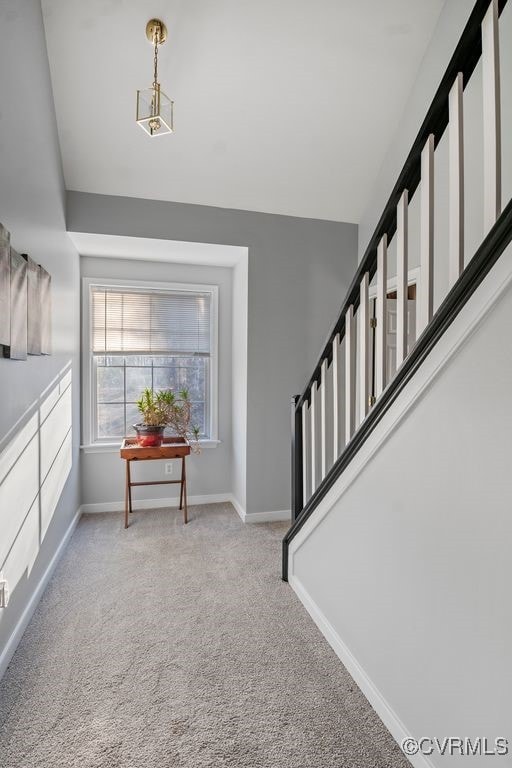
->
[153, 38, 159, 87]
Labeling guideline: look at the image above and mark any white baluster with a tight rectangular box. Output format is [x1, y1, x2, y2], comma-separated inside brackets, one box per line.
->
[375, 235, 388, 397]
[359, 272, 370, 422]
[345, 306, 356, 442]
[320, 358, 327, 481]
[419, 134, 434, 335]
[310, 381, 317, 492]
[301, 401, 308, 503]
[449, 73, 464, 287]
[396, 190, 409, 367]
[482, 0, 501, 234]
[332, 334, 340, 461]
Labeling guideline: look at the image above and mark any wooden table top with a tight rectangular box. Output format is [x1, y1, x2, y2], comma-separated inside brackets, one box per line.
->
[120, 436, 191, 460]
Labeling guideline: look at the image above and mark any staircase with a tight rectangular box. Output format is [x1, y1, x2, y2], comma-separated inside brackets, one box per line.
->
[283, 0, 512, 579]
[282, 1, 512, 764]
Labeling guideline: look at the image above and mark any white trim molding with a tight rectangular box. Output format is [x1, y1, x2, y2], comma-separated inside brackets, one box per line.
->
[0, 509, 81, 681]
[289, 575, 435, 768]
[229, 495, 290, 523]
[245, 509, 291, 524]
[81, 276, 219, 448]
[229, 494, 246, 521]
[80, 439, 221, 454]
[368, 266, 421, 301]
[81, 493, 291, 525]
[80, 493, 232, 514]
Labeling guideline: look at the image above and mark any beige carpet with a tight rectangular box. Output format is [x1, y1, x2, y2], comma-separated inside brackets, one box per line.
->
[0, 503, 409, 768]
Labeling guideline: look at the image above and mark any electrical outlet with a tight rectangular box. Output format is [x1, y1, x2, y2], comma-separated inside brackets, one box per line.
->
[165, 462, 173, 475]
[0, 573, 9, 609]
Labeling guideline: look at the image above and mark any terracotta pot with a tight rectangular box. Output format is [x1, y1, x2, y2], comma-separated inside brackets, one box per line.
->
[133, 424, 165, 447]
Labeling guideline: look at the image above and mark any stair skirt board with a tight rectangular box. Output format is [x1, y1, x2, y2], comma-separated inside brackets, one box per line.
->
[289, 574, 435, 768]
[79, 495, 291, 524]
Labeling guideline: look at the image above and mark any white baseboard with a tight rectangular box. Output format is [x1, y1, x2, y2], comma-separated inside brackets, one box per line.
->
[229, 494, 246, 521]
[80, 493, 232, 514]
[289, 574, 435, 768]
[0, 508, 81, 682]
[81, 493, 291, 524]
[244, 509, 291, 523]
[228, 495, 290, 523]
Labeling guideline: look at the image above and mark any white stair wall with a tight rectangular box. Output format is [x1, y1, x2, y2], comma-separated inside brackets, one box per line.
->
[289, 246, 512, 768]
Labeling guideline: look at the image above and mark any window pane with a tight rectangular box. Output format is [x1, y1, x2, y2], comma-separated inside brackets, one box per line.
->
[152, 356, 177, 366]
[92, 352, 210, 439]
[153, 365, 179, 391]
[105, 355, 123, 366]
[97, 404, 125, 439]
[126, 366, 152, 401]
[179, 358, 207, 400]
[123, 354, 154, 366]
[97, 366, 124, 403]
[190, 402, 206, 436]
[126, 402, 141, 434]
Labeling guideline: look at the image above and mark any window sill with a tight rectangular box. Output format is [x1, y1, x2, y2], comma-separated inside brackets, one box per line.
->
[80, 439, 221, 454]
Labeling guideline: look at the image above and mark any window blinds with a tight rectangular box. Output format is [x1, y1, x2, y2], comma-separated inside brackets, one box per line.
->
[91, 287, 211, 354]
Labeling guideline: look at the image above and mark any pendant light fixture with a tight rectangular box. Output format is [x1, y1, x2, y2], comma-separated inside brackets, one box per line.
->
[136, 19, 174, 137]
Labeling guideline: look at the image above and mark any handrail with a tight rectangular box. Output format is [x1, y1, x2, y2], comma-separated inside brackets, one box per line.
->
[283, 0, 510, 581]
[295, 0, 507, 413]
[283, 198, 512, 579]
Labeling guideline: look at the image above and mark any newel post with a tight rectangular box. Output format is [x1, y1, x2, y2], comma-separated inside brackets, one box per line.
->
[291, 394, 303, 521]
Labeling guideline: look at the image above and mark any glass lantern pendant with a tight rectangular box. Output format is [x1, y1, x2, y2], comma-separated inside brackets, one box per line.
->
[136, 19, 174, 137]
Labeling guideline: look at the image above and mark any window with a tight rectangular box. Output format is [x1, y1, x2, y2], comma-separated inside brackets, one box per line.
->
[83, 279, 218, 445]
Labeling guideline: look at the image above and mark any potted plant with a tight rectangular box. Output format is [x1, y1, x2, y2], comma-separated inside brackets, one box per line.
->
[134, 387, 201, 449]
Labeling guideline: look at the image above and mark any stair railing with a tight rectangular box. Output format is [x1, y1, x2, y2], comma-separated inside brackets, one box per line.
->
[284, 0, 512, 580]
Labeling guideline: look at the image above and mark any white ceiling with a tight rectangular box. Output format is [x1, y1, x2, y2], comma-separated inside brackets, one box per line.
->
[42, 0, 445, 223]
[68, 232, 246, 266]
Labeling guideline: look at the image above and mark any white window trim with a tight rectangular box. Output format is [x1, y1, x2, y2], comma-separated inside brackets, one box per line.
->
[81, 276, 219, 450]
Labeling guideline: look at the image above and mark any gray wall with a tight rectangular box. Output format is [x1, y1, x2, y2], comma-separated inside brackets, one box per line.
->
[67, 192, 358, 514]
[0, 1, 80, 659]
[79, 256, 233, 506]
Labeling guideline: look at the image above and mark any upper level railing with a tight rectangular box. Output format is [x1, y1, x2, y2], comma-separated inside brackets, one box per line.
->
[283, 0, 512, 580]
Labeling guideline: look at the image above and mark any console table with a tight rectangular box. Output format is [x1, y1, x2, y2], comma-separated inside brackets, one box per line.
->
[120, 437, 191, 528]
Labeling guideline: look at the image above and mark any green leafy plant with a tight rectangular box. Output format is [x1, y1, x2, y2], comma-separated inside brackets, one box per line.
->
[136, 387, 201, 450]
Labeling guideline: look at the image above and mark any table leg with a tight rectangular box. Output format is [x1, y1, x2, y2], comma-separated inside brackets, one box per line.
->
[127, 459, 133, 514]
[182, 457, 188, 524]
[179, 458, 184, 511]
[124, 460, 129, 529]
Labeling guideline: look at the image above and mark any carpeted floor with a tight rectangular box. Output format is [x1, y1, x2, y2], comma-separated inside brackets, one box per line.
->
[0, 503, 409, 768]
